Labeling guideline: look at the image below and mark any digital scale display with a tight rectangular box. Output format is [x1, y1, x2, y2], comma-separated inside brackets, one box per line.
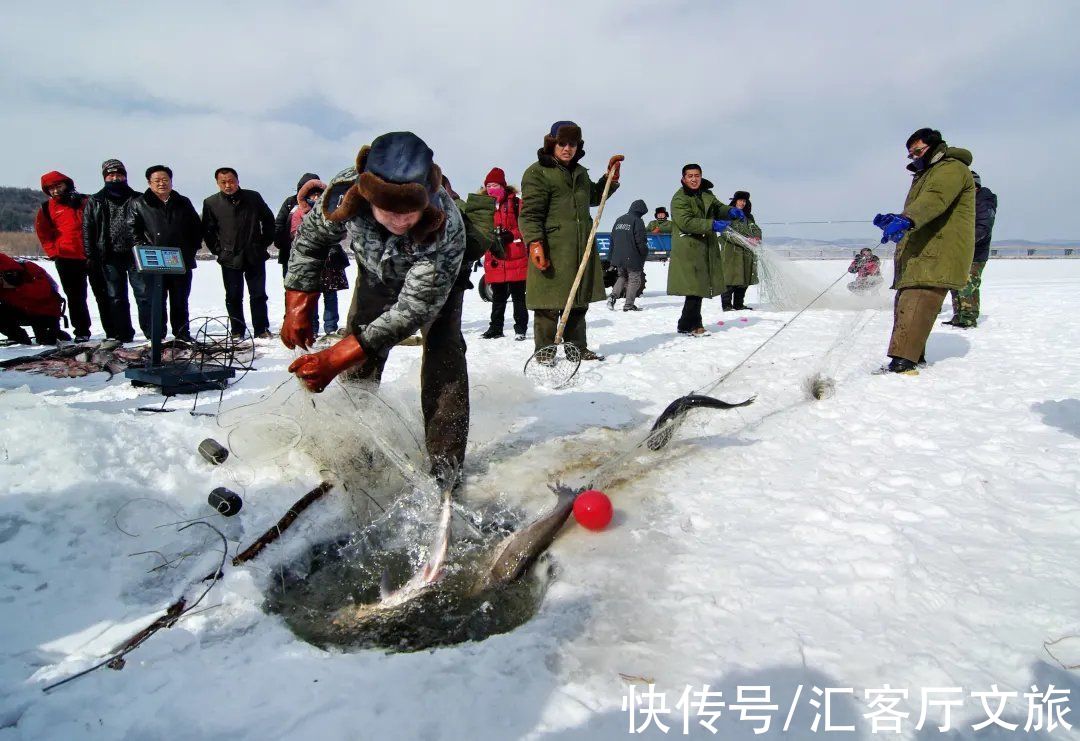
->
[134, 246, 186, 274]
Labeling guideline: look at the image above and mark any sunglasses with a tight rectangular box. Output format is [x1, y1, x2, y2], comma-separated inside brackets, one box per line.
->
[907, 144, 929, 159]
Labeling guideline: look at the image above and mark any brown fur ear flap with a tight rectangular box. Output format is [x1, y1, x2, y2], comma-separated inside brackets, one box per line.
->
[355, 145, 371, 174]
[323, 181, 364, 222]
[409, 205, 448, 245]
[542, 135, 557, 154]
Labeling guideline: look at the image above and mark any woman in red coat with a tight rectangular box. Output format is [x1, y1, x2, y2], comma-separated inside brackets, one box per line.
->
[480, 167, 528, 340]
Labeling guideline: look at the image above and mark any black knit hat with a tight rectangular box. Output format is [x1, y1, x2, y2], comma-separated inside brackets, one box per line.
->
[101, 158, 126, 177]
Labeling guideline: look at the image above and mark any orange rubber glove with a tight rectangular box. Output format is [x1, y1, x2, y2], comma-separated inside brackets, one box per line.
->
[607, 154, 625, 182]
[281, 289, 320, 350]
[287, 333, 367, 393]
[528, 241, 550, 271]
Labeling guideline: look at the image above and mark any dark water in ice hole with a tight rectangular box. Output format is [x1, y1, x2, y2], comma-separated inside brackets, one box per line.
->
[264, 524, 552, 652]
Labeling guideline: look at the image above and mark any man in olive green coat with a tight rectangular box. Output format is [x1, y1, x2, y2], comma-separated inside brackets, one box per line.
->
[873, 127, 975, 375]
[719, 190, 761, 311]
[519, 121, 622, 360]
[667, 164, 745, 335]
[646, 207, 673, 234]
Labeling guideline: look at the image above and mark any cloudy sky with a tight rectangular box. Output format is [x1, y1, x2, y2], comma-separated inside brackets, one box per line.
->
[2, 1, 1077, 241]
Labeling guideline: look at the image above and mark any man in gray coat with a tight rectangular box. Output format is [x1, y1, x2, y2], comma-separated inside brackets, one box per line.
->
[607, 199, 649, 311]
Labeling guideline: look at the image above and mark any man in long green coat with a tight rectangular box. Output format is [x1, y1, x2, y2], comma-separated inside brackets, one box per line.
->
[873, 127, 975, 375]
[719, 189, 761, 311]
[667, 164, 745, 335]
[519, 120, 622, 360]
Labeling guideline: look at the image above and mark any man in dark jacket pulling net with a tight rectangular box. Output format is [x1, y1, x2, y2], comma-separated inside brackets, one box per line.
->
[282, 132, 468, 481]
[607, 199, 649, 311]
[126, 165, 203, 341]
[873, 128, 976, 374]
[944, 170, 997, 329]
[83, 159, 145, 341]
[202, 168, 276, 338]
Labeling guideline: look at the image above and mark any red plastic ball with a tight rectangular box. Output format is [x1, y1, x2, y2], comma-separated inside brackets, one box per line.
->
[574, 489, 613, 531]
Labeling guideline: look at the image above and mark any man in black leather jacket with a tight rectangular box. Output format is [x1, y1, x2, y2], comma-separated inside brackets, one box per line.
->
[126, 165, 202, 341]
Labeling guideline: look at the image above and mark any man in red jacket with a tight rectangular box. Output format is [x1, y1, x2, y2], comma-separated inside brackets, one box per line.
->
[34, 171, 111, 341]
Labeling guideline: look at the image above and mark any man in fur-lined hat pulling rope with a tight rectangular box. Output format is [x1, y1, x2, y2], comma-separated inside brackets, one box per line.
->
[281, 131, 469, 481]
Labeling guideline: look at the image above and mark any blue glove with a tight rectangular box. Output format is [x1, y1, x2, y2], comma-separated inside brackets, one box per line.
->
[712, 219, 731, 232]
[728, 207, 746, 221]
[872, 213, 894, 230]
[877, 214, 913, 244]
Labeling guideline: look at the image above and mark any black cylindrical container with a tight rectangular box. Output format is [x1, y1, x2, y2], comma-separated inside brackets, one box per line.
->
[208, 487, 243, 517]
[198, 438, 229, 465]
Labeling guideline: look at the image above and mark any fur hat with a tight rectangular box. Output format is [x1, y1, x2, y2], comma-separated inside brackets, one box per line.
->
[655, 207, 668, 217]
[543, 120, 584, 153]
[729, 190, 752, 216]
[101, 159, 126, 177]
[323, 132, 447, 244]
[484, 167, 507, 187]
[352, 132, 440, 214]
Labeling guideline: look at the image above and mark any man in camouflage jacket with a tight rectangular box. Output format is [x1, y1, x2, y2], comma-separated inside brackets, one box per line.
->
[282, 132, 468, 478]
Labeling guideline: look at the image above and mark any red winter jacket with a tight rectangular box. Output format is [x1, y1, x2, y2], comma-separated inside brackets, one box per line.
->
[0, 253, 64, 318]
[34, 171, 87, 260]
[483, 189, 527, 284]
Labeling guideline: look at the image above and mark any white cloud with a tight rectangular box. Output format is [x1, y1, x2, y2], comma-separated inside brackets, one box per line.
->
[2, 0, 1077, 239]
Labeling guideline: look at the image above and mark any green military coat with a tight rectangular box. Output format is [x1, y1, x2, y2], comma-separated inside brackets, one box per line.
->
[646, 219, 673, 234]
[720, 216, 761, 287]
[895, 144, 976, 291]
[519, 152, 617, 310]
[667, 184, 728, 298]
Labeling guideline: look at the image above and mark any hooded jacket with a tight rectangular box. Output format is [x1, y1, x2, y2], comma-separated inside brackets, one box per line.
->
[34, 171, 88, 261]
[202, 188, 276, 269]
[894, 143, 976, 290]
[483, 186, 527, 284]
[973, 185, 997, 263]
[83, 181, 139, 263]
[609, 199, 649, 271]
[274, 173, 321, 265]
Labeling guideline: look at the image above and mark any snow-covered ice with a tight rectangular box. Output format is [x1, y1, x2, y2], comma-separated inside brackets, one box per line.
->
[2, 257, 1079, 739]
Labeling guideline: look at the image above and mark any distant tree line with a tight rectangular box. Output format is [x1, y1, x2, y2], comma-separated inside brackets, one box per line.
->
[0, 186, 44, 231]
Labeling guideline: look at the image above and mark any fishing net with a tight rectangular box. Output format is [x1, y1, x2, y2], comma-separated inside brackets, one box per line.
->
[523, 343, 581, 388]
[725, 230, 894, 311]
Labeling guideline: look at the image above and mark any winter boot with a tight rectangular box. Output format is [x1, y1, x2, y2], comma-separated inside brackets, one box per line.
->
[579, 348, 605, 361]
[606, 295, 617, 311]
[480, 328, 504, 339]
[886, 357, 919, 375]
[720, 290, 734, 311]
